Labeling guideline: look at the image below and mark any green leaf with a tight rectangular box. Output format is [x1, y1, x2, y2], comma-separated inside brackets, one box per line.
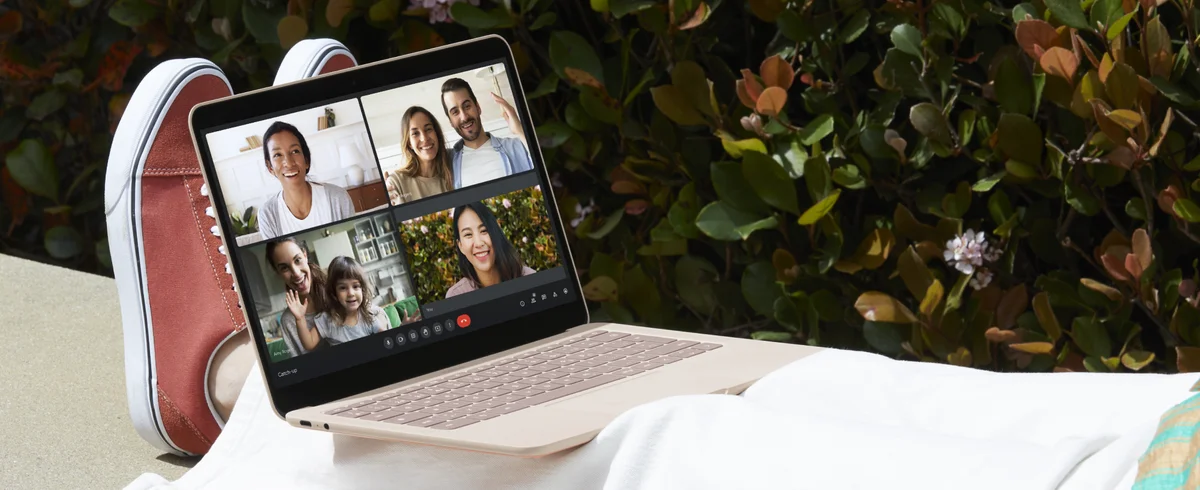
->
[878, 49, 929, 99]
[909, 102, 952, 146]
[580, 87, 620, 125]
[549, 31, 605, 87]
[530, 11, 556, 30]
[776, 9, 812, 42]
[890, 23, 924, 61]
[720, 136, 767, 158]
[1125, 198, 1147, 220]
[932, 3, 965, 38]
[1151, 77, 1197, 107]
[1065, 183, 1100, 216]
[742, 261, 783, 316]
[671, 61, 715, 117]
[582, 276, 619, 301]
[832, 165, 867, 189]
[751, 331, 794, 342]
[528, 73, 559, 99]
[1032, 73, 1046, 115]
[1106, 10, 1136, 41]
[5, 139, 57, 200]
[712, 161, 770, 215]
[651, 85, 706, 126]
[586, 208, 624, 239]
[798, 114, 835, 145]
[1012, 3, 1038, 22]
[743, 151, 800, 215]
[449, 2, 509, 29]
[804, 154, 831, 201]
[696, 201, 770, 240]
[973, 171, 1006, 192]
[995, 56, 1033, 116]
[26, 90, 67, 121]
[945, 273, 971, 312]
[838, 9, 870, 44]
[1033, 292, 1063, 342]
[798, 189, 841, 225]
[0, 113, 26, 144]
[1105, 62, 1139, 110]
[243, 0, 285, 43]
[774, 296, 802, 332]
[863, 321, 904, 356]
[1072, 316, 1111, 358]
[610, 0, 654, 17]
[669, 183, 701, 239]
[1174, 199, 1200, 223]
[590, 0, 609, 12]
[1044, 0, 1090, 30]
[1121, 350, 1155, 371]
[676, 255, 718, 314]
[44, 226, 84, 259]
[109, 0, 157, 27]
[52, 69, 85, 88]
[995, 113, 1043, 168]
[535, 122, 575, 148]
[621, 265, 662, 324]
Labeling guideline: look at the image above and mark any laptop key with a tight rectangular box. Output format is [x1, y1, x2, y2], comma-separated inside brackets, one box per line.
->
[324, 407, 351, 415]
[696, 343, 722, 350]
[591, 332, 629, 342]
[674, 348, 706, 358]
[522, 374, 624, 406]
[627, 335, 674, 343]
[384, 411, 435, 424]
[432, 418, 481, 430]
[645, 341, 698, 356]
[471, 381, 502, 389]
[361, 409, 403, 422]
[408, 416, 451, 428]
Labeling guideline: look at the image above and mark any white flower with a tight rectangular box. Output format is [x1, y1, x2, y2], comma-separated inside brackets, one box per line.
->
[522, 236, 528, 243]
[944, 229, 1002, 276]
[970, 268, 994, 290]
[420, 225, 428, 234]
[570, 199, 597, 228]
[502, 198, 512, 209]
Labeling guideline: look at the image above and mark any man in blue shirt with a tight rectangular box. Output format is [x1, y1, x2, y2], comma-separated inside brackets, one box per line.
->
[440, 77, 534, 189]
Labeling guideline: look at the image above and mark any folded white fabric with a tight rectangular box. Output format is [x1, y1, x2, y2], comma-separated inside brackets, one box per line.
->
[125, 348, 1197, 490]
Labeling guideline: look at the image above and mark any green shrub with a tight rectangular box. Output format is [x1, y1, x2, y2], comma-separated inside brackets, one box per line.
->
[4, 0, 1200, 373]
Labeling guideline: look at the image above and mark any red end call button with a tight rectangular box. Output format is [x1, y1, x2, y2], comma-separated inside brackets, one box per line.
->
[457, 314, 471, 328]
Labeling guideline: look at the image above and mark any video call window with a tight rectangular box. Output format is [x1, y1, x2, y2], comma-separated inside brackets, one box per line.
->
[240, 212, 422, 362]
[205, 99, 389, 247]
[396, 185, 558, 307]
[359, 63, 534, 205]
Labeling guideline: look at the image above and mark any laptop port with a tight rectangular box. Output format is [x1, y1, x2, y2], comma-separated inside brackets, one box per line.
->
[300, 420, 312, 427]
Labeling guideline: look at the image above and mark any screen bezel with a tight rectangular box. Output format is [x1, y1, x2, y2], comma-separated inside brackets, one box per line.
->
[189, 35, 589, 416]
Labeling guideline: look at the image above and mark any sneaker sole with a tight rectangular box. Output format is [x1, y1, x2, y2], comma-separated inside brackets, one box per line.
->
[273, 38, 358, 85]
[105, 59, 233, 457]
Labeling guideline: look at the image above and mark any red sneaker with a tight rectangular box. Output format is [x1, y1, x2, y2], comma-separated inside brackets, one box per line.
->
[106, 41, 357, 456]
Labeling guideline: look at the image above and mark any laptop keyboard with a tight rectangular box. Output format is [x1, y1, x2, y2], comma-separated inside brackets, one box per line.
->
[322, 330, 722, 430]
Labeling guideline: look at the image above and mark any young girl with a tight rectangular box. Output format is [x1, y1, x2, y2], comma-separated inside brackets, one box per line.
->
[313, 255, 391, 345]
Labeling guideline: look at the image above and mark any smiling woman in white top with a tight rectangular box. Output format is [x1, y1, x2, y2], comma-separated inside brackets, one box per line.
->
[256, 121, 355, 239]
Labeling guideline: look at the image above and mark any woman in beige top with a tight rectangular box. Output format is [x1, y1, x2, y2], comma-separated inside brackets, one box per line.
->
[386, 106, 453, 205]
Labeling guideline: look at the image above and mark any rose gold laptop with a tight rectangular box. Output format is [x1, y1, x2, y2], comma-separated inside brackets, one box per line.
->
[190, 35, 821, 457]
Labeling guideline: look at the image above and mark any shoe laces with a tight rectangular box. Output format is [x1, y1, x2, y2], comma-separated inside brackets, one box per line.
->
[202, 183, 242, 310]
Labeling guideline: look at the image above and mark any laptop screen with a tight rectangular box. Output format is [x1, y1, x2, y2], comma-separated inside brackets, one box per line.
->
[200, 55, 578, 389]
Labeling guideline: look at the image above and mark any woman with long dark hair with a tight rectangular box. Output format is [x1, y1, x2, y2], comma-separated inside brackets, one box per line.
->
[385, 106, 453, 204]
[445, 201, 535, 298]
[257, 121, 356, 238]
[265, 237, 331, 356]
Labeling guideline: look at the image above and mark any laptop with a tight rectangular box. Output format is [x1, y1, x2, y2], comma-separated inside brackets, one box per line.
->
[189, 34, 821, 457]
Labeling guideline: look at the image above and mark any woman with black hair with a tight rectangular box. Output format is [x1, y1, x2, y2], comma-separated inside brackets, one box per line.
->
[446, 201, 535, 298]
[256, 121, 355, 239]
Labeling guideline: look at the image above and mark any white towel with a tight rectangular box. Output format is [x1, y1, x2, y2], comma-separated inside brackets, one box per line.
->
[125, 348, 1195, 489]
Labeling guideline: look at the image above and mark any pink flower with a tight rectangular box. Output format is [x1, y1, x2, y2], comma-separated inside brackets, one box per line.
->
[502, 198, 512, 209]
[420, 225, 428, 234]
[411, 0, 480, 24]
[534, 184, 542, 192]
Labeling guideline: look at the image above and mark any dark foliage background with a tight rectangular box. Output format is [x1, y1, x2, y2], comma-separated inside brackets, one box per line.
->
[4, 0, 1200, 373]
